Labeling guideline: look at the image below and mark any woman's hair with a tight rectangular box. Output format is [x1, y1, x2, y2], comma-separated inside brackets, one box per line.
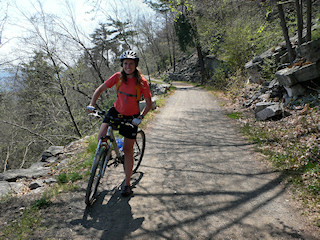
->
[120, 68, 143, 85]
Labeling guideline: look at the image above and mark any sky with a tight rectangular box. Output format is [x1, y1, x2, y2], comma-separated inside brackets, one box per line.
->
[0, 0, 155, 67]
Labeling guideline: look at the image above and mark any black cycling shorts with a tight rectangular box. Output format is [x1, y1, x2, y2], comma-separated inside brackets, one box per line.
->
[103, 107, 139, 139]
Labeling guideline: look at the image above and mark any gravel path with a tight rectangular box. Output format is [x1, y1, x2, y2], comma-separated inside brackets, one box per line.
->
[1, 82, 319, 240]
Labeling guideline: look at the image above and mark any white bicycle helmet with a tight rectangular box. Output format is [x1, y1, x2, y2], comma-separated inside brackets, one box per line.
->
[120, 50, 139, 66]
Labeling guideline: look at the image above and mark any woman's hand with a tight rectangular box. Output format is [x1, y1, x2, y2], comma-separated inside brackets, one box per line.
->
[87, 105, 95, 112]
[132, 117, 142, 126]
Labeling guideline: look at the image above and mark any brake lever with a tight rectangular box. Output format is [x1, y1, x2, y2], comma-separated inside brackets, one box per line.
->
[88, 111, 101, 118]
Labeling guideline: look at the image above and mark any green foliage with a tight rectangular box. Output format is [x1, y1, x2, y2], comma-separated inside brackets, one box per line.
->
[57, 172, 83, 184]
[32, 197, 51, 210]
[174, 13, 195, 51]
[311, 19, 320, 40]
[68, 172, 83, 182]
[57, 173, 68, 184]
[260, 58, 278, 82]
[1, 208, 42, 240]
[210, 66, 228, 89]
[222, 20, 253, 70]
[86, 135, 98, 155]
[237, 110, 320, 201]
[225, 69, 247, 97]
[226, 112, 242, 120]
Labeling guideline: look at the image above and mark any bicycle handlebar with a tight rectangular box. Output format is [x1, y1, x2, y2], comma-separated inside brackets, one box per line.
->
[89, 109, 135, 127]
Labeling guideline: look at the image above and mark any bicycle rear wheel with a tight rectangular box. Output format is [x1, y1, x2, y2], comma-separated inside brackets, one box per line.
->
[132, 130, 146, 173]
[85, 146, 107, 206]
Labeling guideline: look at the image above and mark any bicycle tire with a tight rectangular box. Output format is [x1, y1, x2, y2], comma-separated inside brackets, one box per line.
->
[132, 130, 146, 173]
[85, 146, 106, 206]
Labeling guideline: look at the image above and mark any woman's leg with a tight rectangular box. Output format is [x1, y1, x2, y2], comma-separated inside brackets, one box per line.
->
[98, 122, 108, 142]
[123, 137, 135, 186]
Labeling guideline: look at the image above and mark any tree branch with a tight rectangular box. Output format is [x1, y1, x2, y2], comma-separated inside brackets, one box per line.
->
[0, 119, 54, 145]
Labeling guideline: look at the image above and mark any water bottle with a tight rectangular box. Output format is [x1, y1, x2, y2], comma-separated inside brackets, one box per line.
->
[116, 137, 124, 151]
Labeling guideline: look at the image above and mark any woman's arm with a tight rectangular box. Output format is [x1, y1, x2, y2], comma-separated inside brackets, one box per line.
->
[89, 82, 109, 107]
[140, 97, 152, 118]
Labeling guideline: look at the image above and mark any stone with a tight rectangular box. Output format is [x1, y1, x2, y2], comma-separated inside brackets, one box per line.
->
[139, 97, 157, 112]
[9, 182, 25, 194]
[284, 84, 307, 98]
[255, 104, 284, 121]
[44, 178, 57, 184]
[296, 38, 320, 62]
[41, 146, 64, 161]
[0, 167, 51, 182]
[268, 79, 280, 89]
[245, 60, 262, 84]
[44, 156, 59, 163]
[0, 181, 26, 197]
[275, 62, 320, 87]
[258, 93, 270, 101]
[0, 181, 11, 196]
[30, 161, 47, 169]
[255, 102, 276, 113]
[29, 180, 43, 190]
[56, 158, 71, 170]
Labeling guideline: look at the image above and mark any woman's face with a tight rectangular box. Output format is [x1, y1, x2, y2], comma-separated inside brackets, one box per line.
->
[123, 59, 136, 76]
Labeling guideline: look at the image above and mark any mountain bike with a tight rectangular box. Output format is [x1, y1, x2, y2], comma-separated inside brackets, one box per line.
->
[85, 110, 146, 206]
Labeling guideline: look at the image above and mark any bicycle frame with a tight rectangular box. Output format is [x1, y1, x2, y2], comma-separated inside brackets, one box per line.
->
[91, 125, 123, 178]
[86, 110, 145, 205]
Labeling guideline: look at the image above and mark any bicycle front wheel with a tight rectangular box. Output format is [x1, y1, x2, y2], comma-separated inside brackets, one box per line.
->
[132, 130, 146, 173]
[85, 146, 106, 206]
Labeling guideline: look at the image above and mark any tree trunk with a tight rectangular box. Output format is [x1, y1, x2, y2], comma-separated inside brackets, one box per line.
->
[295, 0, 303, 45]
[306, 0, 312, 42]
[173, 38, 176, 72]
[188, 12, 206, 84]
[49, 54, 82, 138]
[196, 44, 206, 85]
[277, 3, 295, 64]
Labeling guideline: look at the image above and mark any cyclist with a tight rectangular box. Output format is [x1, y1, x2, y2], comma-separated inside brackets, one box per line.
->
[87, 50, 152, 197]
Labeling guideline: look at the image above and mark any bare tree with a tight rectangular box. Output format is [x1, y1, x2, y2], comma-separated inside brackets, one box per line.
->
[277, 2, 295, 64]
[295, 0, 303, 45]
[306, 0, 312, 42]
[0, 0, 8, 47]
[18, 0, 82, 138]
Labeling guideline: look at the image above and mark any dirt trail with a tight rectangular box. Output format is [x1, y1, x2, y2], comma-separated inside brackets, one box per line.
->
[2, 82, 319, 240]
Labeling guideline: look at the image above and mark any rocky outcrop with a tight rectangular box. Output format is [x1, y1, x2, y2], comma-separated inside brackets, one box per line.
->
[244, 35, 320, 121]
[0, 138, 88, 198]
[165, 53, 225, 83]
[275, 38, 320, 98]
[150, 83, 171, 95]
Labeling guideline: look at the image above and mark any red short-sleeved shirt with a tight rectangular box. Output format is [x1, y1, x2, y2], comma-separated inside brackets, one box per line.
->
[104, 72, 152, 116]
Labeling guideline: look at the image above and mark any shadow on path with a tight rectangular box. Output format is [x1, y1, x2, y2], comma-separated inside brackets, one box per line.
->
[71, 173, 144, 240]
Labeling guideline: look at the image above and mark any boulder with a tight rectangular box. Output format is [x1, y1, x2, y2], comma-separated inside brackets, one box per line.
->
[0, 181, 10, 196]
[44, 178, 57, 184]
[150, 83, 171, 95]
[204, 55, 224, 75]
[275, 62, 320, 87]
[0, 181, 25, 197]
[41, 146, 64, 162]
[139, 96, 157, 112]
[245, 59, 263, 84]
[0, 167, 51, 182]
[255, 103, 284, 121]
[245, 45, 288, 84]
[284, 84, 307, 98]
[296, 38, 320, 62]
[255, 102, 276, 113]
[29, 180, 43, 190]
